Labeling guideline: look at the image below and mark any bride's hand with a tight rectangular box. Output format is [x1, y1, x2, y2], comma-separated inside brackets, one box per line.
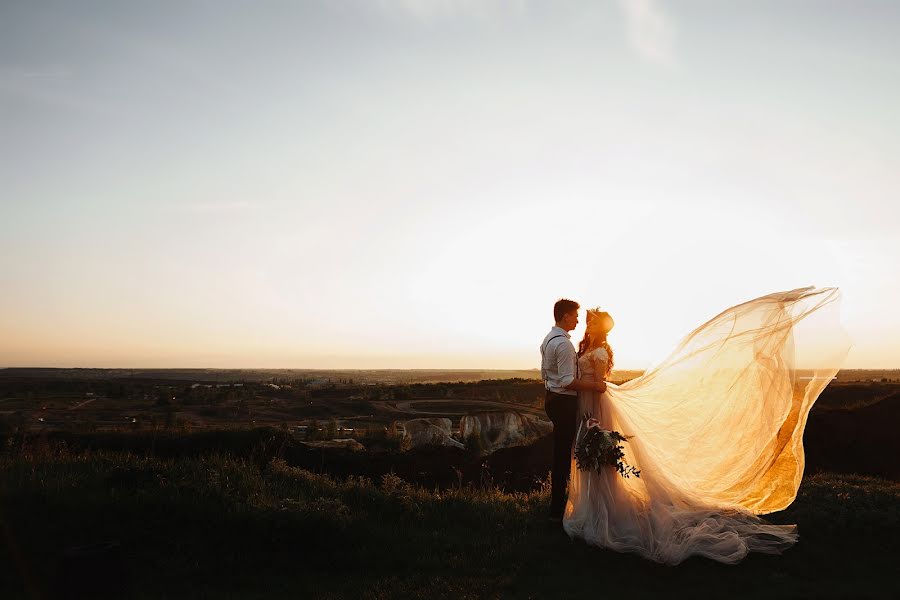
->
[594, 381, 607, 393]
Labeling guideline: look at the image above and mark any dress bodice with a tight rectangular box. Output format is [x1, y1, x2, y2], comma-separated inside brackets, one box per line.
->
[578, 347, 609, 382]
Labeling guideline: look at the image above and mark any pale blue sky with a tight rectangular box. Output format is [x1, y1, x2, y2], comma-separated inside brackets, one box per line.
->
[2, 1, 898, 368]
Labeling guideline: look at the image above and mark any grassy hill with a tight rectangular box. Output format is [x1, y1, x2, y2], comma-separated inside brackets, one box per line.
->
[1, 442, 898, 599]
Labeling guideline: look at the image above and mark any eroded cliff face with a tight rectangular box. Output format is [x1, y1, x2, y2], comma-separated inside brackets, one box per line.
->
[392, 412, 553, 453]
[459, 411, 552, 453]
[395, 417, 465, 449]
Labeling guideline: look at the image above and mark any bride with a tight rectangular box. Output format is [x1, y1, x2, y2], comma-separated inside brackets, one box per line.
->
[562, 287, 849, 565]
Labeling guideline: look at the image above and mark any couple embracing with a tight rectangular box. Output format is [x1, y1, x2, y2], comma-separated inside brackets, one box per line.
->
[538, 289, 848, 565]
[540, 299, 613, 522]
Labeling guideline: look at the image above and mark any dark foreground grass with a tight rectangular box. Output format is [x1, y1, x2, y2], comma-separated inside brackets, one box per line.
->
[1, 446, 898, 599]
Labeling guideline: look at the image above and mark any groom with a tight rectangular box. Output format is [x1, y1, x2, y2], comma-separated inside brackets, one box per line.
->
[540, 299, 607, 521]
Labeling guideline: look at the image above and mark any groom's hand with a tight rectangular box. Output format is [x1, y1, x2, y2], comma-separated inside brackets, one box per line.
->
[565, 379, 607, 393]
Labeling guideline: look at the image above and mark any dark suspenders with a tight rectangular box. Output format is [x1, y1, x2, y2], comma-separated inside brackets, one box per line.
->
[541, 333, 576, 390]
[540, 334, 567, 357]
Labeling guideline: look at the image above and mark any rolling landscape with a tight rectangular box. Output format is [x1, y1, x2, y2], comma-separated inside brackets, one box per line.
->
[2, 368, 899, 598]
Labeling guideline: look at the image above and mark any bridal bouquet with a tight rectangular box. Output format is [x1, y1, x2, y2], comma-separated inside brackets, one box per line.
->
[574, 413, 641, 479]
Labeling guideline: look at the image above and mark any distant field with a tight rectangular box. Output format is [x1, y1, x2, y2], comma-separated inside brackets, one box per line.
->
[2, 369, 899, 441]
[833, 369, 900, 382]
[2, 367, 896, 385]
[1, 367, 549, 385]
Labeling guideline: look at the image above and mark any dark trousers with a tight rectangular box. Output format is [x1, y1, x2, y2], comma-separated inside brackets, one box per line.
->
[544, 390, 578, 517]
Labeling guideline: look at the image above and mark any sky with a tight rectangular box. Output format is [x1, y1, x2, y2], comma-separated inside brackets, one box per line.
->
[1, 0, 899, 370]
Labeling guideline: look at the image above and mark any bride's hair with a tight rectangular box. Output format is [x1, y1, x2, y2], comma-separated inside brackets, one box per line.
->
[578, 331, 614, 378]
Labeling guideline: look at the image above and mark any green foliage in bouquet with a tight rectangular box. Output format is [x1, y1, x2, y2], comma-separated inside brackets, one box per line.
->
[574, 413, 641, 479]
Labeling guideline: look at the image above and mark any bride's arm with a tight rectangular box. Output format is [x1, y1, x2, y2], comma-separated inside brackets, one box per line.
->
[589, 352, 610, 391]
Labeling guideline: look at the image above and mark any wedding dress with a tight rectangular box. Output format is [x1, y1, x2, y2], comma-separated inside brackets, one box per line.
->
[563, 287, 849, 565]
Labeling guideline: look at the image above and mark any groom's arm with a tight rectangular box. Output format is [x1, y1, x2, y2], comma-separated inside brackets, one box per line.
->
[566, 379, 607, 393]
[556, 343, 607, 393]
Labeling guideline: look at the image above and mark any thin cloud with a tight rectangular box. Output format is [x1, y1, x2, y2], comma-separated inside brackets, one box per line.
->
[19, 69, 71, 79]
[618, 0, 676, 66]
[0, 66, 70, 84]
[375, 0, 524, 21]
[0, 66, 122, 116]
[180, 201, 257, 215]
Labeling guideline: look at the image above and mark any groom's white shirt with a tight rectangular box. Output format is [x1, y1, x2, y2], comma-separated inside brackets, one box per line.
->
[541, 326, 577, 396]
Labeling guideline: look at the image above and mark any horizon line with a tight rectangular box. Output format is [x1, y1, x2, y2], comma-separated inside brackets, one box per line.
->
[2, 366, 899, 372]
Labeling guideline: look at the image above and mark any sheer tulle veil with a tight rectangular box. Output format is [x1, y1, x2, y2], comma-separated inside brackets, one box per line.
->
[563, 287, 850, 564]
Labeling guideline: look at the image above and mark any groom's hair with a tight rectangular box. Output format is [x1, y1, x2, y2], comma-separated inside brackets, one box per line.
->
[554, 299, 580, 322]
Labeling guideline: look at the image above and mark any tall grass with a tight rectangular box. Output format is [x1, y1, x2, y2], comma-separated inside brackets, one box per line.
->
[1, 443, 899, 599]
